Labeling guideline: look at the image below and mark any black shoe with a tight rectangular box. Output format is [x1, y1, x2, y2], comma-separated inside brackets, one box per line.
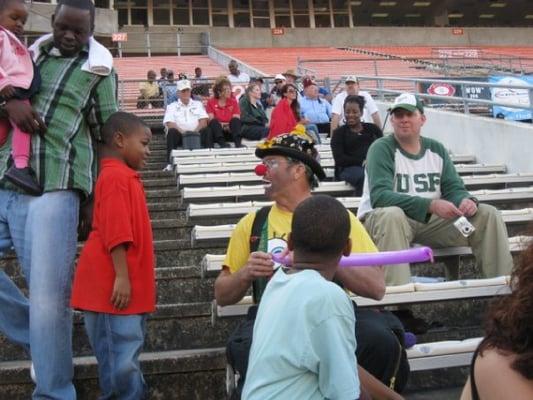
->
[392, 309, 430, 335]
[218, 142, 231, 148]
[4, 166, 43, 196]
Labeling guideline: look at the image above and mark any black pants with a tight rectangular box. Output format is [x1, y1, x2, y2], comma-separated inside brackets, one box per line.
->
[166, 128, 213, 162]
[241, 125, 269, 140]
[315, 122, 331, 134]
[209, 118, 242, 147]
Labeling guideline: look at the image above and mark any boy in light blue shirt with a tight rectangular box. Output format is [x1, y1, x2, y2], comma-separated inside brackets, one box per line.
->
[242, 195, 360, 400]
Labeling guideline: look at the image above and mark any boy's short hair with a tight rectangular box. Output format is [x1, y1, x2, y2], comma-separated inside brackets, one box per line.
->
[55, 0, 95, 27]
[0, 0, 24, 9]
[101, 112, 148, 145]
[291, 195, 350, 258]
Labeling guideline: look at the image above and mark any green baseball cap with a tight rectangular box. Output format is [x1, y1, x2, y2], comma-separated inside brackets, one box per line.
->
[389, 93, 424, 114]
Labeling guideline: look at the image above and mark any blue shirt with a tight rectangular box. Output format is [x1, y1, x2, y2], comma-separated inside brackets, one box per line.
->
[242, 268, 359, 400]
[299, 96, 332, 124]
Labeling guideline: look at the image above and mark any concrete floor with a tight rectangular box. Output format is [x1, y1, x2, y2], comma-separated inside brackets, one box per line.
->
[405, 386, 463, 400]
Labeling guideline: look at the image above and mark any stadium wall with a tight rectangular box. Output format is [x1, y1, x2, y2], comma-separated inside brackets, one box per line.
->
[207, 27, 533, 48]
[26, 3, 117, 35]
[377, 103, 533, 174]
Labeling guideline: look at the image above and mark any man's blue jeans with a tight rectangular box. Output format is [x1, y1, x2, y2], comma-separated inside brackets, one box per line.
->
[0, 189, 79, 399]
[84, 312, 148, 400]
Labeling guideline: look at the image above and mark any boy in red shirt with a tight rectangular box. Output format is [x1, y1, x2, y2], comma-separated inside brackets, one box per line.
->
[71, 111, 155, 399]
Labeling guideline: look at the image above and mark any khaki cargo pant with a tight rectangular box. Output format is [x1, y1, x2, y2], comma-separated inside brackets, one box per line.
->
[363, 204, 514, 286]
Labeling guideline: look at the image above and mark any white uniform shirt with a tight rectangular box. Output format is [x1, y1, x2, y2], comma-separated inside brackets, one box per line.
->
[331, 90, 378, 125]
[227, 71, 250, 85]
[163, 98, 208, 132]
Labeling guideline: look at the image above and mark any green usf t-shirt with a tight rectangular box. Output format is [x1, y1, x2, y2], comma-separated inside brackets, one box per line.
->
[357, 135, 470, 223]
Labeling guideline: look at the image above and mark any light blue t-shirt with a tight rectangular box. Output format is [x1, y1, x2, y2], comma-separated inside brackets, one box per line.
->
[242, 268, 359, 400]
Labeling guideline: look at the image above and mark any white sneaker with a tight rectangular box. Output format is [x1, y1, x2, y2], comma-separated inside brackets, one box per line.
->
[30, 362, 36, 383]
[162, 164, 173, 172]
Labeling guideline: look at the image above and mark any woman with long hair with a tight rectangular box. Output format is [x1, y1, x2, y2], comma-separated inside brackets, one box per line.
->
[206, 76, 242, 147]
[268, 83, 302, 139]
[460, 238, 533, 399]
[330, 95, 383, 196]
[239, 83, 269, 140]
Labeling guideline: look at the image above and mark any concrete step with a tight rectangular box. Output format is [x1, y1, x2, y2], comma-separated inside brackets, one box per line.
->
[143, 176, 178, 189]
[0, 302, 240, 362]
[0, 348, 226, 399]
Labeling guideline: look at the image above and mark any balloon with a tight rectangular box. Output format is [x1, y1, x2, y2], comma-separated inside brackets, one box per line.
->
[255, 163, 267, 176]
[272, 247, 434, 267]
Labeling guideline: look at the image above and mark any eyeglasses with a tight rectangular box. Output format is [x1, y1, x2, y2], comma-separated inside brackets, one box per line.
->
[286, 89, 296, 93]
[262, 159, 282, 170]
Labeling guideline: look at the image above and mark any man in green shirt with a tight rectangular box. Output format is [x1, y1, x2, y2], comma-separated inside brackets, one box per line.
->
[358, 93, 513, 286]
[0, 1, 118, 398]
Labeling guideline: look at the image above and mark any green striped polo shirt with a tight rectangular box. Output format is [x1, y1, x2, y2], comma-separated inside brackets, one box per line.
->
[0, 42, 118, 198]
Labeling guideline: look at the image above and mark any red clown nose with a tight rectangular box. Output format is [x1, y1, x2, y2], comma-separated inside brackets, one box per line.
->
[255, 163, 267, 176]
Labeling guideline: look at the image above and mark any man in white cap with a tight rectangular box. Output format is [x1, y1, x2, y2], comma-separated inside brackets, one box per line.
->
[357, 92, 513, 287]
[331, 75, 381, 136]
[269, 74, 287, 106]
[162, 79, 211, 170]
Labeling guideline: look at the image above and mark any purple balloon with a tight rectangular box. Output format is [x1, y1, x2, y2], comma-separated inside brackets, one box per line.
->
[272, 247, 434, 267]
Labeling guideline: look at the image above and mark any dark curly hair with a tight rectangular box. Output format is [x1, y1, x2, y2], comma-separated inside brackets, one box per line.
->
[212, 76, 232, 99]
[344, 94, 366, 112]
[280, 83, 300, 121]
[479, 237, 533, 379]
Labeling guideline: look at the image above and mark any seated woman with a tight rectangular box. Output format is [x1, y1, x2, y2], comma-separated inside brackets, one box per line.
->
[460, 238, 533, 400]
[268, 83, 305, 140]
[206, 76, 242, 147]
[239, 83, 269, 140]
[330, 95, 383, 196]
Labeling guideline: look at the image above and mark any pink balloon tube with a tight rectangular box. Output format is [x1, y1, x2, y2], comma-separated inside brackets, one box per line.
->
[272, 247, 434, 267]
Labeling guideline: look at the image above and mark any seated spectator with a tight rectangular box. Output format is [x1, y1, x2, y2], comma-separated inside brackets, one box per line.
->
[242, 195, 360, 400]
[162, 70, 177, 105]
[158, 67, 168, 92]
[239, 83, 269, 140]
[227, 59, 250, 85]
[299, 77, 332, 135]
[269, 74, 286, 106]
[162, 80, 212, 170]
[268, 84, 320, 143]
[250, 77, 270, 109]
[206, 76, 242, 147]
[331, 95, 383, 196]
[460, 238, 533, 400]
[358, 93, 513, 288]
[191, 66, 210, 98]
[268, 83, 301, 140]
[137, 70, 162, 109]
[331, 76, 382, 136]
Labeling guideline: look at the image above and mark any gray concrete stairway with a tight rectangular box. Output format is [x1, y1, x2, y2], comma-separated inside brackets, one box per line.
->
[0, 130, 529, 398]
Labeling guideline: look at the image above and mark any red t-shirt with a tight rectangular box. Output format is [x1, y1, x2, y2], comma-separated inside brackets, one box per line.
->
[206, 96, 240, 123]
[71, 159, 155, 314]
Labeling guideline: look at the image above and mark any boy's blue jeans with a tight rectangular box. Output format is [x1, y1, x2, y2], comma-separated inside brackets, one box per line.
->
[84, 312, 148, 400]
[0, 189, 79, 399]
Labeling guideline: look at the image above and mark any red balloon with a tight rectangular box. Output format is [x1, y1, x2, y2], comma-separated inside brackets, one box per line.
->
[255, 163, 267, 176]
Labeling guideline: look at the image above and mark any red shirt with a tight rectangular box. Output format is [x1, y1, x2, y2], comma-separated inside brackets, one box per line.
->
[206, 96, 240, 123]
[71, 159, 155, 314]
[268, 98, 298, 139]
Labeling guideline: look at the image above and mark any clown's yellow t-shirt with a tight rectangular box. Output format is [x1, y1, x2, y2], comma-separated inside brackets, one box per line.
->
[223, 203, 377, 274]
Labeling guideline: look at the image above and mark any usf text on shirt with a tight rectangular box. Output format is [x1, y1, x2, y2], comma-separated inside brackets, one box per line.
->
[357, 134, 470, 221]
